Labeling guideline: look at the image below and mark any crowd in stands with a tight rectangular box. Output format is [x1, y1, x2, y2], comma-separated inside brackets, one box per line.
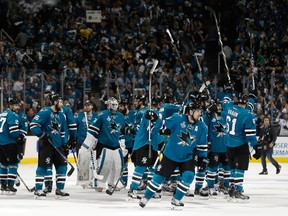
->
[0, 0, 288, 133]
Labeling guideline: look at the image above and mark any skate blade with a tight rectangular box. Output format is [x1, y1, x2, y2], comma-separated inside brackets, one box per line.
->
[6, 191, 16, 196]
[171, 206, 183, 211]
[55, 195, 69, 200]
[1, 191, 8, 195]
[126, 196, 141, 202]
[34, 195, 46, 200]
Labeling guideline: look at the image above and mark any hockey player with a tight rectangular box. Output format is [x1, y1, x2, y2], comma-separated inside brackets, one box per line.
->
[76, 100, 98, 188]
[81, 97, 126, 193]
[0, 97, 26, 195]
[127, 97, 162, 199]
[139, 101, 208, 210]
[30, 92, 70, 199]
[202, 99, 230, 197]
[15, 100, 29, 187]
[44, 98, 77, 195]
[222, 92, 261, 201]
[118, 98, 136, 189]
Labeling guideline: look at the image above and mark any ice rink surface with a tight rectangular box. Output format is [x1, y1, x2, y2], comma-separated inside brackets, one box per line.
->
[1, 162, 287, 216]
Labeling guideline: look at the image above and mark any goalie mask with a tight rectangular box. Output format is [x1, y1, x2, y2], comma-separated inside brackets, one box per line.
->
[107, 97, 119, 114]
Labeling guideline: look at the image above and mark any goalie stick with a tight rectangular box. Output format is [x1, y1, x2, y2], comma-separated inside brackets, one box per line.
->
[84, 111, 104, 180]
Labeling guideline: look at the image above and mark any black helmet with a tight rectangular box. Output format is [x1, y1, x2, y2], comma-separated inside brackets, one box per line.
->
[163, 93, 175, 104]
[237, 92, 248, 104]
[152, 95, 162, 106]
[196, 92, 208, 102]
[7, 97, 19, 105]
[185, 101, 201, 114]
[49, 91, 62, 103]
[135, 94, 146, 103]
[119, 98, 128, 106]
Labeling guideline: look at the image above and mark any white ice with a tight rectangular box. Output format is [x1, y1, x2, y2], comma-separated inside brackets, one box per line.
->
[0, 162, 287, 216]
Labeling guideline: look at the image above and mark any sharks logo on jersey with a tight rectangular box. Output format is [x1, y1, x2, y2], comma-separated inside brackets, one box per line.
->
[214, 122, 226, 133]
[177, 130, 195, 146]
[49, 120, 61, 135]
[109, 121, 119, 133]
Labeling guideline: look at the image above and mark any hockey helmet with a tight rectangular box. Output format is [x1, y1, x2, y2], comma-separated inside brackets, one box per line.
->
[119, 98, 128, 106]
[237, 92, 249, 104]
[49, 92, 62, 103]
[185, 101, 201, 114]
[7, 97, 20, 105]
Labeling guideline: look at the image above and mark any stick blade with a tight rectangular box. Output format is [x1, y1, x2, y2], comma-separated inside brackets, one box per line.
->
[67, 166, 75, 177]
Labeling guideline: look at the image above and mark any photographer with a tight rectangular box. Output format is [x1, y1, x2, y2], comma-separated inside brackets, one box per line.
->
[258, 116, 281, 175]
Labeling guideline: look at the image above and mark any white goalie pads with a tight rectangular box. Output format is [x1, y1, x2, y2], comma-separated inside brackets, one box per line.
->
[76, 146, 91, 185]
[97, 148, 124, 187]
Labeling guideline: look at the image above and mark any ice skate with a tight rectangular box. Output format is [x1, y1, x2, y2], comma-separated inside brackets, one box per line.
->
[171, 197, 184, 211]
[194, 187, 209, 199]
[1, 183, 8, 195]
[55, 189, 69, 200]
[208, 187, 217, 198]
[127, 188, 141, 200]
[139, 196, 149, 208]
[6, 183, 17, 195]
[34, 190, 46, 200]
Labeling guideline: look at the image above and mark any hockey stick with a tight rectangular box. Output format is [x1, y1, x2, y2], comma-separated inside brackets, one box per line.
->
[166, 29, 187, 73]
[72, 150, 79, 171]
[152, 141, 167, 170]
[148, 59, 159, 159]
[248, 31, 256, 90]
[206, 6, 231, 83]
[48, 140, 75, 177]
[17, 172, 35, 192]
[84, 111, 104, 180]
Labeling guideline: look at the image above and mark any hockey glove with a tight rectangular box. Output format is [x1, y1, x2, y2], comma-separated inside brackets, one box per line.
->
[82, 132, 98, 151]
[145, 110, 158, 122]
[16, 134, 26, 145]
[62, 145, 70, 156]
[66, 139, 77, 150]
[197, 157, 209, 172]
[253, 144, 262, 160]
[40, 133, 51, 145]
[160, 125, 171, 135]
[206, 102, 217, 118]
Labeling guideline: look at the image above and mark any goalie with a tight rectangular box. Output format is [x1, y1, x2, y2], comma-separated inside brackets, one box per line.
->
[81, 97, 126, 194]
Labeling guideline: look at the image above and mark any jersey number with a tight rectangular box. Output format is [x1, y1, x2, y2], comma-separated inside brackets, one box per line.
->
[0, 117, 7, 133]
[226, 116, 237, 135]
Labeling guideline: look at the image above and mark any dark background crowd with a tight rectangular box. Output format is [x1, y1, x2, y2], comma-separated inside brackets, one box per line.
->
[0, 0, 288, 132]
